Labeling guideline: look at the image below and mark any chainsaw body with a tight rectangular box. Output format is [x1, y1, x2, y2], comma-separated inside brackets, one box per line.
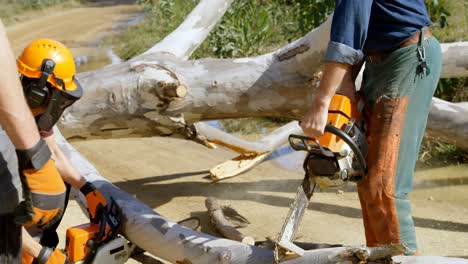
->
[290, 94, 368, 189]
[65, 197, 131, 264]
[66, 223, 132, 264]
[275, 94, 368, 263]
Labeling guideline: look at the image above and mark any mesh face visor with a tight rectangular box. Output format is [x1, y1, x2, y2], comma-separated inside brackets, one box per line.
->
[36, 81, 83, 131]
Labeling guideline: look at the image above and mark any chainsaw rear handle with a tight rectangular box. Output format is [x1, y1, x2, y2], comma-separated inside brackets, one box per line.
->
[290, 124, 367, 176]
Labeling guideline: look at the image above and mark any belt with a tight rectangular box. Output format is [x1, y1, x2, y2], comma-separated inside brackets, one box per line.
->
[367, 29, 432, 63]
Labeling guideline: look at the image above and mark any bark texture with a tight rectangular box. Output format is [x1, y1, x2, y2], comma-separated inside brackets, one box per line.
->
[144, 0, 235, 59]
[205, 197, 255, 245]
[61, 39, 468, 147]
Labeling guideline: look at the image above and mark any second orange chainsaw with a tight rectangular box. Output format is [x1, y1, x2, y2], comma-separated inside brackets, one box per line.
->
[274, 94, 368, 263]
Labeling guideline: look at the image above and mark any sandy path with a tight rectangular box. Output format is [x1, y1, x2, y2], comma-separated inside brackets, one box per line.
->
[6, 0, 142, 56]
[69, 137, 468, 260]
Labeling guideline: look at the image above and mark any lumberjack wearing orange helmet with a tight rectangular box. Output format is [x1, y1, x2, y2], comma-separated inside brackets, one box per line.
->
[17, 39, 83, 131]
[16, 39, 111, 264]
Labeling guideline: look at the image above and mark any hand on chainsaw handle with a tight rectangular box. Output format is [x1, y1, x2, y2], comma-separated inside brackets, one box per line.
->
[301, 61, 355, 137]
[300, 101, 330, 137]
[80, 185, 121, 243]
[80, 182, 108, 224]
[15, 138, 66, 228]
[33, 247, 69, 264]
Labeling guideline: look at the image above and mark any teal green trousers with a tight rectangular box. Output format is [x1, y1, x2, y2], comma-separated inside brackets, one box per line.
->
[357, 32, 442, 255]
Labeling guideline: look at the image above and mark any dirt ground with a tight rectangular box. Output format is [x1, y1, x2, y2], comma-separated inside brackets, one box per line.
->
[6, 0, 142, 56]
[6, 1, 468, 263]
[67, 137, 468, 261]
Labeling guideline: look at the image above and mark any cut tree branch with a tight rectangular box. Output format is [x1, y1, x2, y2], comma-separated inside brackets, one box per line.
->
[205, 197, 255, 245]
[143, 0, 234, 60]
[194, 121, 302, 154]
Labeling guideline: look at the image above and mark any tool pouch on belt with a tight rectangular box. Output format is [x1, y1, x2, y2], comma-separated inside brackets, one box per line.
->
[14, 138, 66, 229]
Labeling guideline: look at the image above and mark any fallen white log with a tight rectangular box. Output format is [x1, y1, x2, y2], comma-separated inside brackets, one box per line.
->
[440, 41, 468, 79]
[194, 121, 303, 154]
[54, 128, 468, 264]
[143, 0, 234, 60]
[427, 98, 468, 149]
[55, 0, 468, 147]
[62, 40, 468, 148]
[57, 7, 468, 147]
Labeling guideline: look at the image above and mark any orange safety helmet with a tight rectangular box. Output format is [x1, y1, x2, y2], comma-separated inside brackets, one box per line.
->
[17, 38, 79, 91]
[17, 39, 83, 131]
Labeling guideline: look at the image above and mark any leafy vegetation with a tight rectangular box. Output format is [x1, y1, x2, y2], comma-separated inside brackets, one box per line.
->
[114, 0, 334, 60]
[193, 0, 334, 58]
[112, 0, 197, 60]
[419, 138, 468, 168]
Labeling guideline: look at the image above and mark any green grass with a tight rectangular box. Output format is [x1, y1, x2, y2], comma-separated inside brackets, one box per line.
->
[430, 0, 468, 104]
[112, 0, 197, 60]
[418, 138, 468, 168]
[429, 0, 467, 42]
[0, 0, 86, 25]
[192, 0, 334, 59]
[113, 0, 334, 60]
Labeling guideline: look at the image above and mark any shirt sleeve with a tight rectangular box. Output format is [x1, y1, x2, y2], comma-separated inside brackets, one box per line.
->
[39, 129, 54, 138]
[324, 0, 373, 65]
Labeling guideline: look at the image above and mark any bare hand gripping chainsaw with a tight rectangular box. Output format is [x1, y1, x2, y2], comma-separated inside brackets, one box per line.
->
[274, 94, 368, 263]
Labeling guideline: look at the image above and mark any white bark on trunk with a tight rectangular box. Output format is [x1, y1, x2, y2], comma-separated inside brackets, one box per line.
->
[440, 42, 468, 78]
[194, 121, 302, 154]
[427, 98, 468, 148]
[54, 128, 468, 264]
[59, 14, 468, 148]
[143, 0, 235, 60]
[205, 197, 255, 245]
[62, 41, 468, 148]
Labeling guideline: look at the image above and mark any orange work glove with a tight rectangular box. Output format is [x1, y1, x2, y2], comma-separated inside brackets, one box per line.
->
[33, 247, 69, 264]
[80, 182, 108, 223]
[80, 182, 122, 242]
[15, 138, 66, 228]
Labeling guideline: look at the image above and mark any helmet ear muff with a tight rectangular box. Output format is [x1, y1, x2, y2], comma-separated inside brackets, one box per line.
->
[22, 59, 56, 109]
[23, 77, 50, 109]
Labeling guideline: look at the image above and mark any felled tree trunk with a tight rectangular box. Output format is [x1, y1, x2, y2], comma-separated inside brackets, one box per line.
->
[61, 39, 468, 148]
[426, 98, 468, 148]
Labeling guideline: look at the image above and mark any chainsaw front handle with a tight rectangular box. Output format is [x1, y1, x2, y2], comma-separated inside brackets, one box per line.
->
[288, 134, 334, 158]
[290, 124, 367, 179]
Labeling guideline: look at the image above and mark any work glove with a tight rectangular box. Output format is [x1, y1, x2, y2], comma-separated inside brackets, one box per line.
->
[14, 138, 66, 228]
[33, 247, 69, 264]
[80, 182, 120, 242]
[80, 182, 108, 223]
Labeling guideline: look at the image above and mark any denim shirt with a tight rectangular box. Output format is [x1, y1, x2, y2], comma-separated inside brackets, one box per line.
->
[324, 0, 432, 65]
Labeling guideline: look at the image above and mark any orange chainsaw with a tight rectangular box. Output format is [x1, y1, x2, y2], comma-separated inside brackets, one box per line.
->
[65, 198, 133, 264]
[274, 94, 368, 263]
